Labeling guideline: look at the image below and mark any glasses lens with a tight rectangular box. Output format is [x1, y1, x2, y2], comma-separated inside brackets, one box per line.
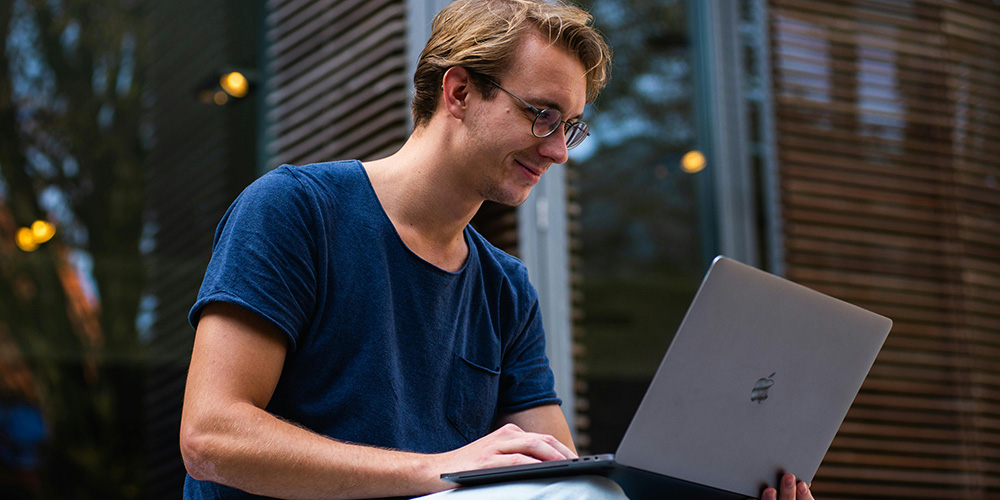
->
[565, 122, 589, 149]
[532, 109, 562, 138]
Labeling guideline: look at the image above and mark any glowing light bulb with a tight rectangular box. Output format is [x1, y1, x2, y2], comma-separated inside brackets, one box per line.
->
[30, 220, 56, 244]
[681, 150, 706, 174]
[16, 227, 38, 252]
[220, 71, 249, 98]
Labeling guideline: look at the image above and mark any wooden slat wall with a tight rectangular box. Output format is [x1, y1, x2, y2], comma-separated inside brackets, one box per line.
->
[470, 202, 520, 255]
[566, 165, 589, 449]
[264, 0, 519, 249]
[143, 1, 259, 497]
[265, 0, 409, 166]
[769, 0, 1000, 498]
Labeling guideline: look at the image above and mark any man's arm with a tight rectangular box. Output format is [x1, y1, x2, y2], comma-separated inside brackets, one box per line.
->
[179, 302, 576, 499]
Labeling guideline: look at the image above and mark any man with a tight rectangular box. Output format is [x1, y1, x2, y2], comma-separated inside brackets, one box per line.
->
[179, 1, 815, 499]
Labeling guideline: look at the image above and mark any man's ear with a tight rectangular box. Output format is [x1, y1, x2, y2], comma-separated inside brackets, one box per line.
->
[441, 66, 474, 119]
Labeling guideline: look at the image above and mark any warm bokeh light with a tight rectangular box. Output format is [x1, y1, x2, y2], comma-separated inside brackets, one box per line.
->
[16, 227, 39, 252]
[31, 220, 56, 244]
[220, 71, 249, 98]
[15, 220, 56, 251]
[213, 90, 229, 106]
[681, 150, 706, 174]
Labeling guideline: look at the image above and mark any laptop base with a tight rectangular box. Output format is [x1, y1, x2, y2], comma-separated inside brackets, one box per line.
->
[443, 457, 752, 500]
[441, 454, 616, 486]
[611, 465, 749, 500]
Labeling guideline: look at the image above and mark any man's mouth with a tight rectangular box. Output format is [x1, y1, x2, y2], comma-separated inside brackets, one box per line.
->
[516, 160, 542, 179]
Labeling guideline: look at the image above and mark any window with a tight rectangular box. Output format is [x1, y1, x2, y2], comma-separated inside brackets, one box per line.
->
[570, 0, 714, 453]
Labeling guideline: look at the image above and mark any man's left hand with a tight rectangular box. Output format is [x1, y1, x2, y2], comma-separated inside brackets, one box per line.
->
[758, 473, 814, 500]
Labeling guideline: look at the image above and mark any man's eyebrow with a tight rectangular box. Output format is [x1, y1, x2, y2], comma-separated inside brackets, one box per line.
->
[528, 96, 583, 121]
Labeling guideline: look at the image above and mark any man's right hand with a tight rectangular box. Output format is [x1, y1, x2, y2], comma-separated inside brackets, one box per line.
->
[427, 423, 577, 492]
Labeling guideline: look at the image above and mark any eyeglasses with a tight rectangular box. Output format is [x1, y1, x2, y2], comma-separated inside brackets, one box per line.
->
[485, 79, 590, 150]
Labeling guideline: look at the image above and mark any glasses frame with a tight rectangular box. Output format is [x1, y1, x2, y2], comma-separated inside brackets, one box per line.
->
[484, 79, 590, 150]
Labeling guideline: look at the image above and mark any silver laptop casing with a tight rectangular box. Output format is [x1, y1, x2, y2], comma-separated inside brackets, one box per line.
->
[615, 256, 892, 497]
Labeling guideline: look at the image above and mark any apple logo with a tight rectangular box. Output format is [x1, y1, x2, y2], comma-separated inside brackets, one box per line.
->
[751, 373, 776, 404]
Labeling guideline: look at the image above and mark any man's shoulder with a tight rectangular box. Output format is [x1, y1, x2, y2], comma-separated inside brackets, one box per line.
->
[237, 160, 368, 210]
[466, 225, 533, 291]
[260, 160, 363, 190]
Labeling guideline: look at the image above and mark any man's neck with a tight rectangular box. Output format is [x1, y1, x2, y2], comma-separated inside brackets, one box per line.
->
[363, 127, 483, 272]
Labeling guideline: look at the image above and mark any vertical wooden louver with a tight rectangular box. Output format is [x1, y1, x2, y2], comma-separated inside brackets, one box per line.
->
[264, 0, 519, 249]
[470, 202, 520, 255]
[264, 0, 409, 166]
[769, 0, 1000, 498]
[144, 1, 259, 497]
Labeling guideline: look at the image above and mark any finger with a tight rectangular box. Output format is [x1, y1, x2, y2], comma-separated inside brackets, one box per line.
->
[489, 425, 574, 458]
[537, 432, 577, 459]
[760, 487, 777, 500]
[797, 480, 815, 500]
[494, 435, 571, 461]
[494, 422, 525, 434]
[779, 474, 796, 500]
[494, 453, 542, 468]
[524, 433, 576, 460]
[494, 436, 565, 461]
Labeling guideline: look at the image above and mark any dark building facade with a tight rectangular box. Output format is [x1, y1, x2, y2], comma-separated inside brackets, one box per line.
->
[0, 1, 997, 498]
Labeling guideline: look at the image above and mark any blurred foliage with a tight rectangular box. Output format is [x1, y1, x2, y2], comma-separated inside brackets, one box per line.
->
[574, 0, 701, 282]
[569, 0, 707, 452]
[0, 0, 148, 498]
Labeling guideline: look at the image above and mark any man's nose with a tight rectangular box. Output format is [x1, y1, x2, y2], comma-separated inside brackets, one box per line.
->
[538, 128, 569, 165]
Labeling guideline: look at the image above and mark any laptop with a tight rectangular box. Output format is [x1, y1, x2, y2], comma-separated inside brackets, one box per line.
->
[441, 256, 892, 499]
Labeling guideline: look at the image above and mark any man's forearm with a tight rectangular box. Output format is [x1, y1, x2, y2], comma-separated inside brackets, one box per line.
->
[181, 402, 578, 500]
[181, 401, 441, 500]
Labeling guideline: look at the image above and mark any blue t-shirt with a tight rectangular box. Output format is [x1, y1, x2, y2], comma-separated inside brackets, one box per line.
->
[185, 160, 560, 499]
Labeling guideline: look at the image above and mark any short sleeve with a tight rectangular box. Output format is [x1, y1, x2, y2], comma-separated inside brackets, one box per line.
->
[496, 272, 561, 414]
[189, 167, 321, 351]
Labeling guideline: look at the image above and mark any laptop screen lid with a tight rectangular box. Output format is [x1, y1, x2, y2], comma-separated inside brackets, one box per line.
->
[615, 256, 892, 497]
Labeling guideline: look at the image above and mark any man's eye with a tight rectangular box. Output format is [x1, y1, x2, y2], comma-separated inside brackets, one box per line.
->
[537, 109, 560, 125]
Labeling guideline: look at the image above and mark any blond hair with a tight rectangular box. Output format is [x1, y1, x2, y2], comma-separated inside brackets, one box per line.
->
[411, 0, 611, 128]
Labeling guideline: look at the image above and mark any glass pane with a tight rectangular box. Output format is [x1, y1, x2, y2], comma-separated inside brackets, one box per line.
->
[0, 1, 149, 497]
[571, 0, 714, 453]
[0, 1, 260, 497]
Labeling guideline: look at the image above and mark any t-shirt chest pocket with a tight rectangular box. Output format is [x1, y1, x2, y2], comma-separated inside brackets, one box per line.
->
[446, 353, 501, 442]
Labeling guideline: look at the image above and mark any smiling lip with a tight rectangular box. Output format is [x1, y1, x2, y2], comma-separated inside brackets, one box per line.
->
[516, 161, 544, 183]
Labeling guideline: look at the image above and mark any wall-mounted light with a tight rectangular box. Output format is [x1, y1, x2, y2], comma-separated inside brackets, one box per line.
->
[197, 69, 256, 106]
[15, 220, 56, 252]
[681, 150, 707, 174]
[220, 71, 250, 98]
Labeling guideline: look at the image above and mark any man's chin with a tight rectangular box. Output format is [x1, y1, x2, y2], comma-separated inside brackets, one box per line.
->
[480, 187, 532, 208]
